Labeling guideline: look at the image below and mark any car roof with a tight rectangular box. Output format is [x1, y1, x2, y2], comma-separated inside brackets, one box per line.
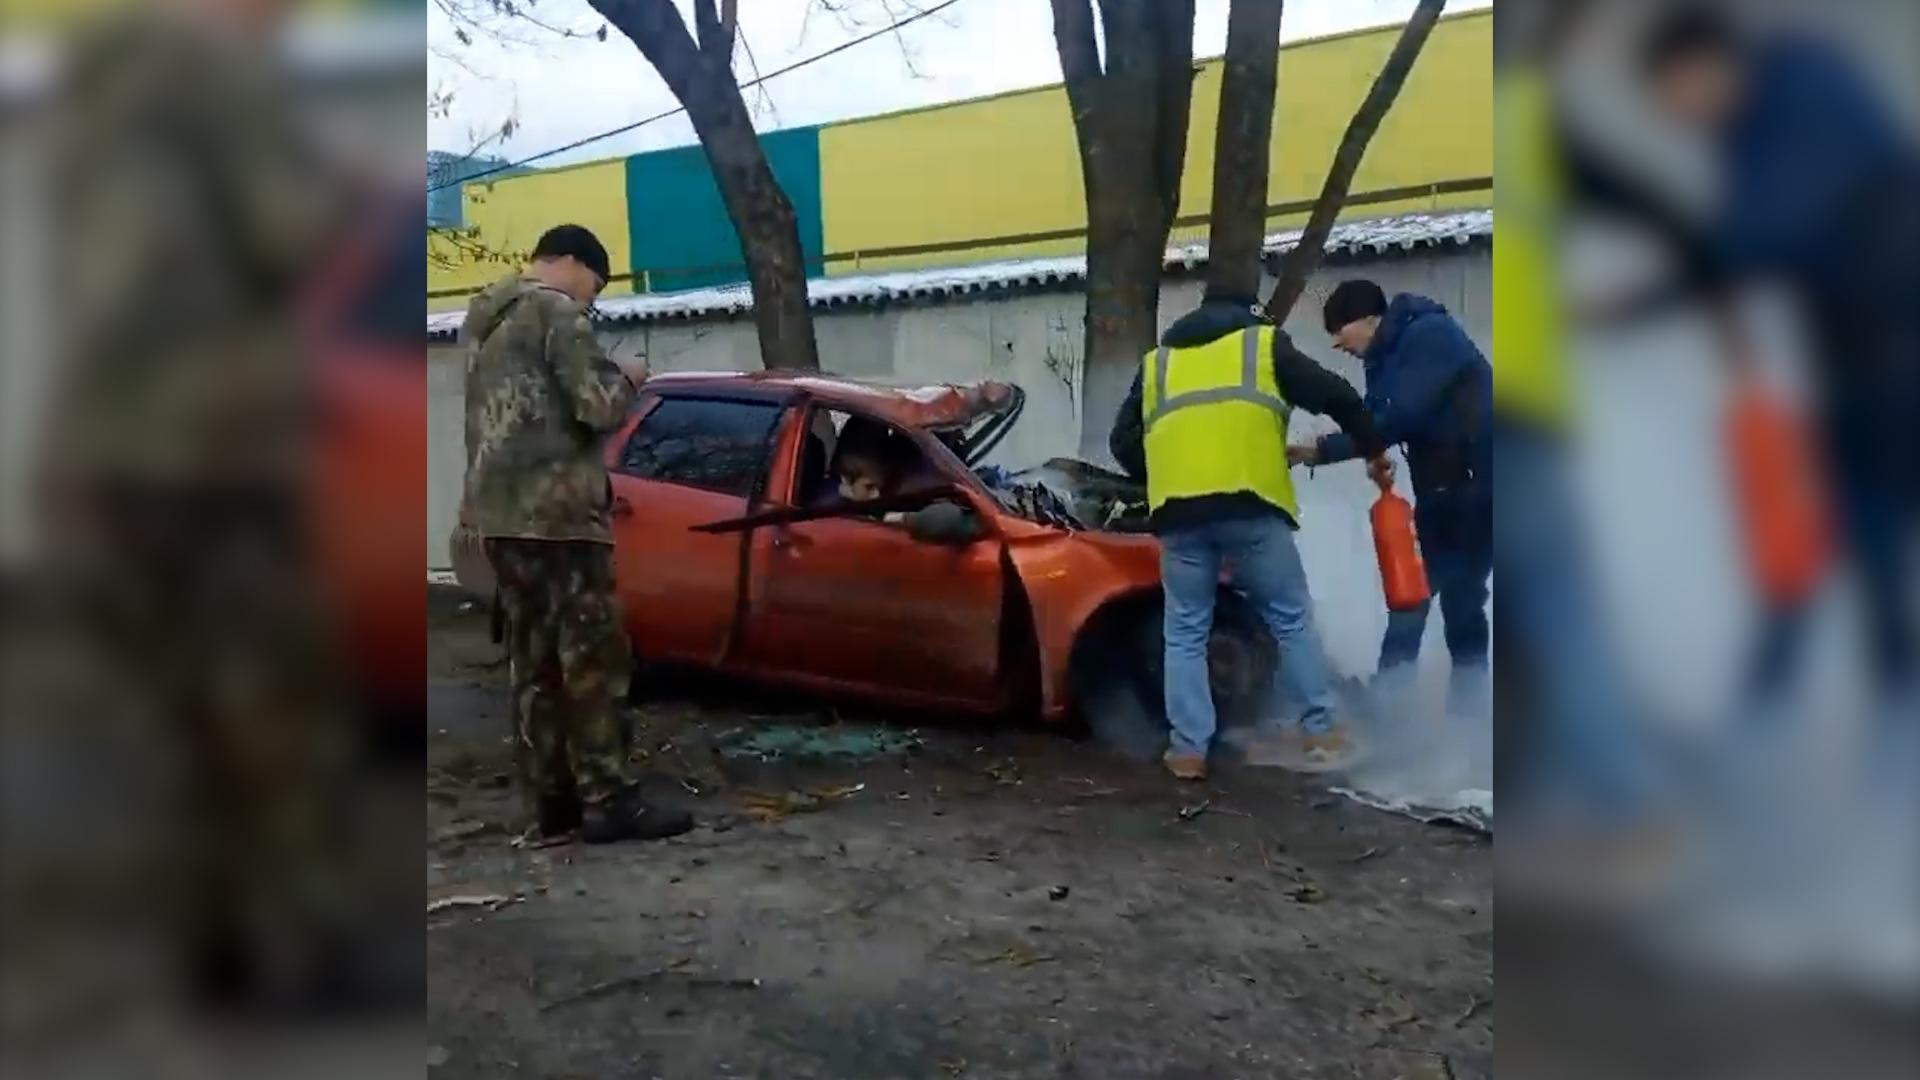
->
[647, 371, 1017, 431]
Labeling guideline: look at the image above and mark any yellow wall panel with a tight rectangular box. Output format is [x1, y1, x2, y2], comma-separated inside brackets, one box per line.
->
[427, 158, 631, 311]
[819, 9, 1491, 276]
[819, 81, 1090, 272]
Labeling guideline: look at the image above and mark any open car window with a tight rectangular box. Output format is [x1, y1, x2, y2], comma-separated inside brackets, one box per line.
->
[795, 407, 947, 509]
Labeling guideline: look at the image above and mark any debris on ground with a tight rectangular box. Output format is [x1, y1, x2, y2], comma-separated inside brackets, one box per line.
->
[975, 944, 1056, 968]
[1177, 800, 1212, 821]
[1047, 885, 1070, 902]
[717, 723, 921, 764]
[435, 818, 506, 845]
[1287, 881, 1328, 904]
[540, 960, 762, 1012]
[984, 759, 1022, 785]
[1064, 778, 1119, 799]
[1331, 786, 1491, 834]
[427, 892, 524, 917]
[1453, 994, 1489, 1028]
[1372, 1046, 1456, 1080]
[1345, 845, 1387, 864]
[739, 782, 866, 823]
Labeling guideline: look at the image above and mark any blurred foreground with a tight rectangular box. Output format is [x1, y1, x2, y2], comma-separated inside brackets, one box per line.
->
[1, 2, 423, 1076]
[1497, 0, 1917, 1075]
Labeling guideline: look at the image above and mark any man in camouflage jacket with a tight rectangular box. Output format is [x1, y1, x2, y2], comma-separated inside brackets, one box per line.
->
[463, 224, 690, 843]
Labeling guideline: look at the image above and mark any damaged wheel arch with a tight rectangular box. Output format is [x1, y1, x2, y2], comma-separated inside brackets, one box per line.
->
[1063, 587, 1279, 761]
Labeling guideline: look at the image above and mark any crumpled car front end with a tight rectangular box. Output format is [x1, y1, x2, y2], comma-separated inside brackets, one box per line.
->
[975, 458, 1152, 534]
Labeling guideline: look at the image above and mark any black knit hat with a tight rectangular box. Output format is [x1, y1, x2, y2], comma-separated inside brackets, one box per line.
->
[532, 224, 611, 284]
[1322, 279, 1388, 334]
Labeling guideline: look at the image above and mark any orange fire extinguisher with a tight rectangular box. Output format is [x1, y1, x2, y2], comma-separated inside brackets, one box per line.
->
[1724, 373, 1833, 607]
[1371, 474, 1431, 612]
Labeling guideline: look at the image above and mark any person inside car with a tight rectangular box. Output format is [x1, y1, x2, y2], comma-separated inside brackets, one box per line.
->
[829, 420, 979, 542]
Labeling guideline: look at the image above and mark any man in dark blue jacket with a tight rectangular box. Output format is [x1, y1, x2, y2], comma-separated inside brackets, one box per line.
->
[1624, 8, 1919, 709]
[1296, 281, 1493, 697]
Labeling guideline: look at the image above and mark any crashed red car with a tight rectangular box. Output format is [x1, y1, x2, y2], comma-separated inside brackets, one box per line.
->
[453, 372, 1279, 755]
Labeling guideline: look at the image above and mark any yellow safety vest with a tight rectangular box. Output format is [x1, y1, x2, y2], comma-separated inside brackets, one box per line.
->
[1141, 326, 1299, 520]
[1492, 68, 1575, 429]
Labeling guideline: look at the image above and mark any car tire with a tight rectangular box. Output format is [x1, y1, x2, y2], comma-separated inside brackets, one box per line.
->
[1072, 592, 1280, 762]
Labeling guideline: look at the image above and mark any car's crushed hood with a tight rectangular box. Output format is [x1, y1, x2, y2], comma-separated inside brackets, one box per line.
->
[977, 458, 1150, 533]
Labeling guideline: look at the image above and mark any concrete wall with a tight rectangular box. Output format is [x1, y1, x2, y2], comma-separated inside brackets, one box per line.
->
[430, 248, 1490, 680]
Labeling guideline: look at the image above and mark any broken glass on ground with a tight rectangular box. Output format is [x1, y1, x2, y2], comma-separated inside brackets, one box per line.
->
[715, 723, 923, 764]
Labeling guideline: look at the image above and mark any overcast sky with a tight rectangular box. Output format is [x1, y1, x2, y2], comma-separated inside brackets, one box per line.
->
[428, 0, 1493, 171]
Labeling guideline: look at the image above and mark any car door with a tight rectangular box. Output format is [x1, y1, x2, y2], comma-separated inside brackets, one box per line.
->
[730, 412, 1008, 712]
[607, 394, 787, 668]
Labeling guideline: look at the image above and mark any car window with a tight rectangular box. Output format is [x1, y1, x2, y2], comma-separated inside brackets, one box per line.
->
[797, 407, 940, 508]
[619, 397, 784, 497]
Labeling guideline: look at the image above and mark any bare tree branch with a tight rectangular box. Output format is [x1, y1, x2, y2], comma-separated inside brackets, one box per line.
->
[1206, 0, 1284, 300]
[1265, 0, 1446, 321]
[433, 0, 601, 49]
[804, 1, 935, 78]
[737, 29, 782, 126]
[590, 0, 706, 101]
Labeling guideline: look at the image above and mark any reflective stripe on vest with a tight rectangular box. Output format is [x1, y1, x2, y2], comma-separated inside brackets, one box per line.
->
[1141, 327, 1299, 520]
[1145, 327, 1290, 431]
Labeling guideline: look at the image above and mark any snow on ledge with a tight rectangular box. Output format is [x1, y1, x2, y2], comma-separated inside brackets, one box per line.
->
[428, 209, 1491, 340]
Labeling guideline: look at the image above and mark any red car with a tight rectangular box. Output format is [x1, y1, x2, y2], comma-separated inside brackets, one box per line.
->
[452, 372, 1278, 757]
[306, 191, 427, 730]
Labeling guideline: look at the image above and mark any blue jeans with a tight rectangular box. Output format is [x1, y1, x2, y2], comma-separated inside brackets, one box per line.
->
[1493, 424, 1648, 820]
[1379, 492, 1493, 673]
[1160, 515, 1336, 757]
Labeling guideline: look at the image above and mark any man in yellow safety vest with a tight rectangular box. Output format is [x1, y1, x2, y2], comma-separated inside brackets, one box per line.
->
[1110, 289, 1392, 780]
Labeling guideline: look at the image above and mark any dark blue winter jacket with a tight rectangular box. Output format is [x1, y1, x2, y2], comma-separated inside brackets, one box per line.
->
[1316, 294, 1491, 503]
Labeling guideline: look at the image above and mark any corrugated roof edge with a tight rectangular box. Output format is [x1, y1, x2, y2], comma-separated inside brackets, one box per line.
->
[426, 209, 1492, 340]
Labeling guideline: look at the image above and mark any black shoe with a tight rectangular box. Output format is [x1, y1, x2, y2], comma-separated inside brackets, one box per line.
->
[538, 793, 583, 838]
[580, 786, 694, 844]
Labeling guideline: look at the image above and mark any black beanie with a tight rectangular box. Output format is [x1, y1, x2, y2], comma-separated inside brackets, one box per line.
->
[532, 223, 612, 283]
[1322, 279, 1388, 334]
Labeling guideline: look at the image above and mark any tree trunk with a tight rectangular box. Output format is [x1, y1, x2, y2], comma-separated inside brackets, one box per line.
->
[1264, 0, 1446, 323]
[1205, 0, 1284, 302]
[589, 0, 820, 370]
[681, 79, 820, 370]
[1050, 0, 1196, 457]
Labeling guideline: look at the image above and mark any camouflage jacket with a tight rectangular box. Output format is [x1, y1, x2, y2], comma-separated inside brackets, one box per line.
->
[462, 274, 635, 544]
[48, 12, 343, 485]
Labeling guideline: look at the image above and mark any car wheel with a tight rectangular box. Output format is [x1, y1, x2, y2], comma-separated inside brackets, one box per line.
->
[1072, 592, 1280, 762]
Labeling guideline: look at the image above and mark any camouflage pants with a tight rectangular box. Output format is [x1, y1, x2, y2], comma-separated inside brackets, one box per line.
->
[58, 479, 375, 1008]
[484, 538, 633, 813]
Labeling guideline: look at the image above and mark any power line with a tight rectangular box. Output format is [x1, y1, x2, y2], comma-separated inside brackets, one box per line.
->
[429, 0, 967, 193]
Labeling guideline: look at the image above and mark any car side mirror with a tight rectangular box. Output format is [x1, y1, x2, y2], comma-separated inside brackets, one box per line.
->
[905, 499, 984, 545]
